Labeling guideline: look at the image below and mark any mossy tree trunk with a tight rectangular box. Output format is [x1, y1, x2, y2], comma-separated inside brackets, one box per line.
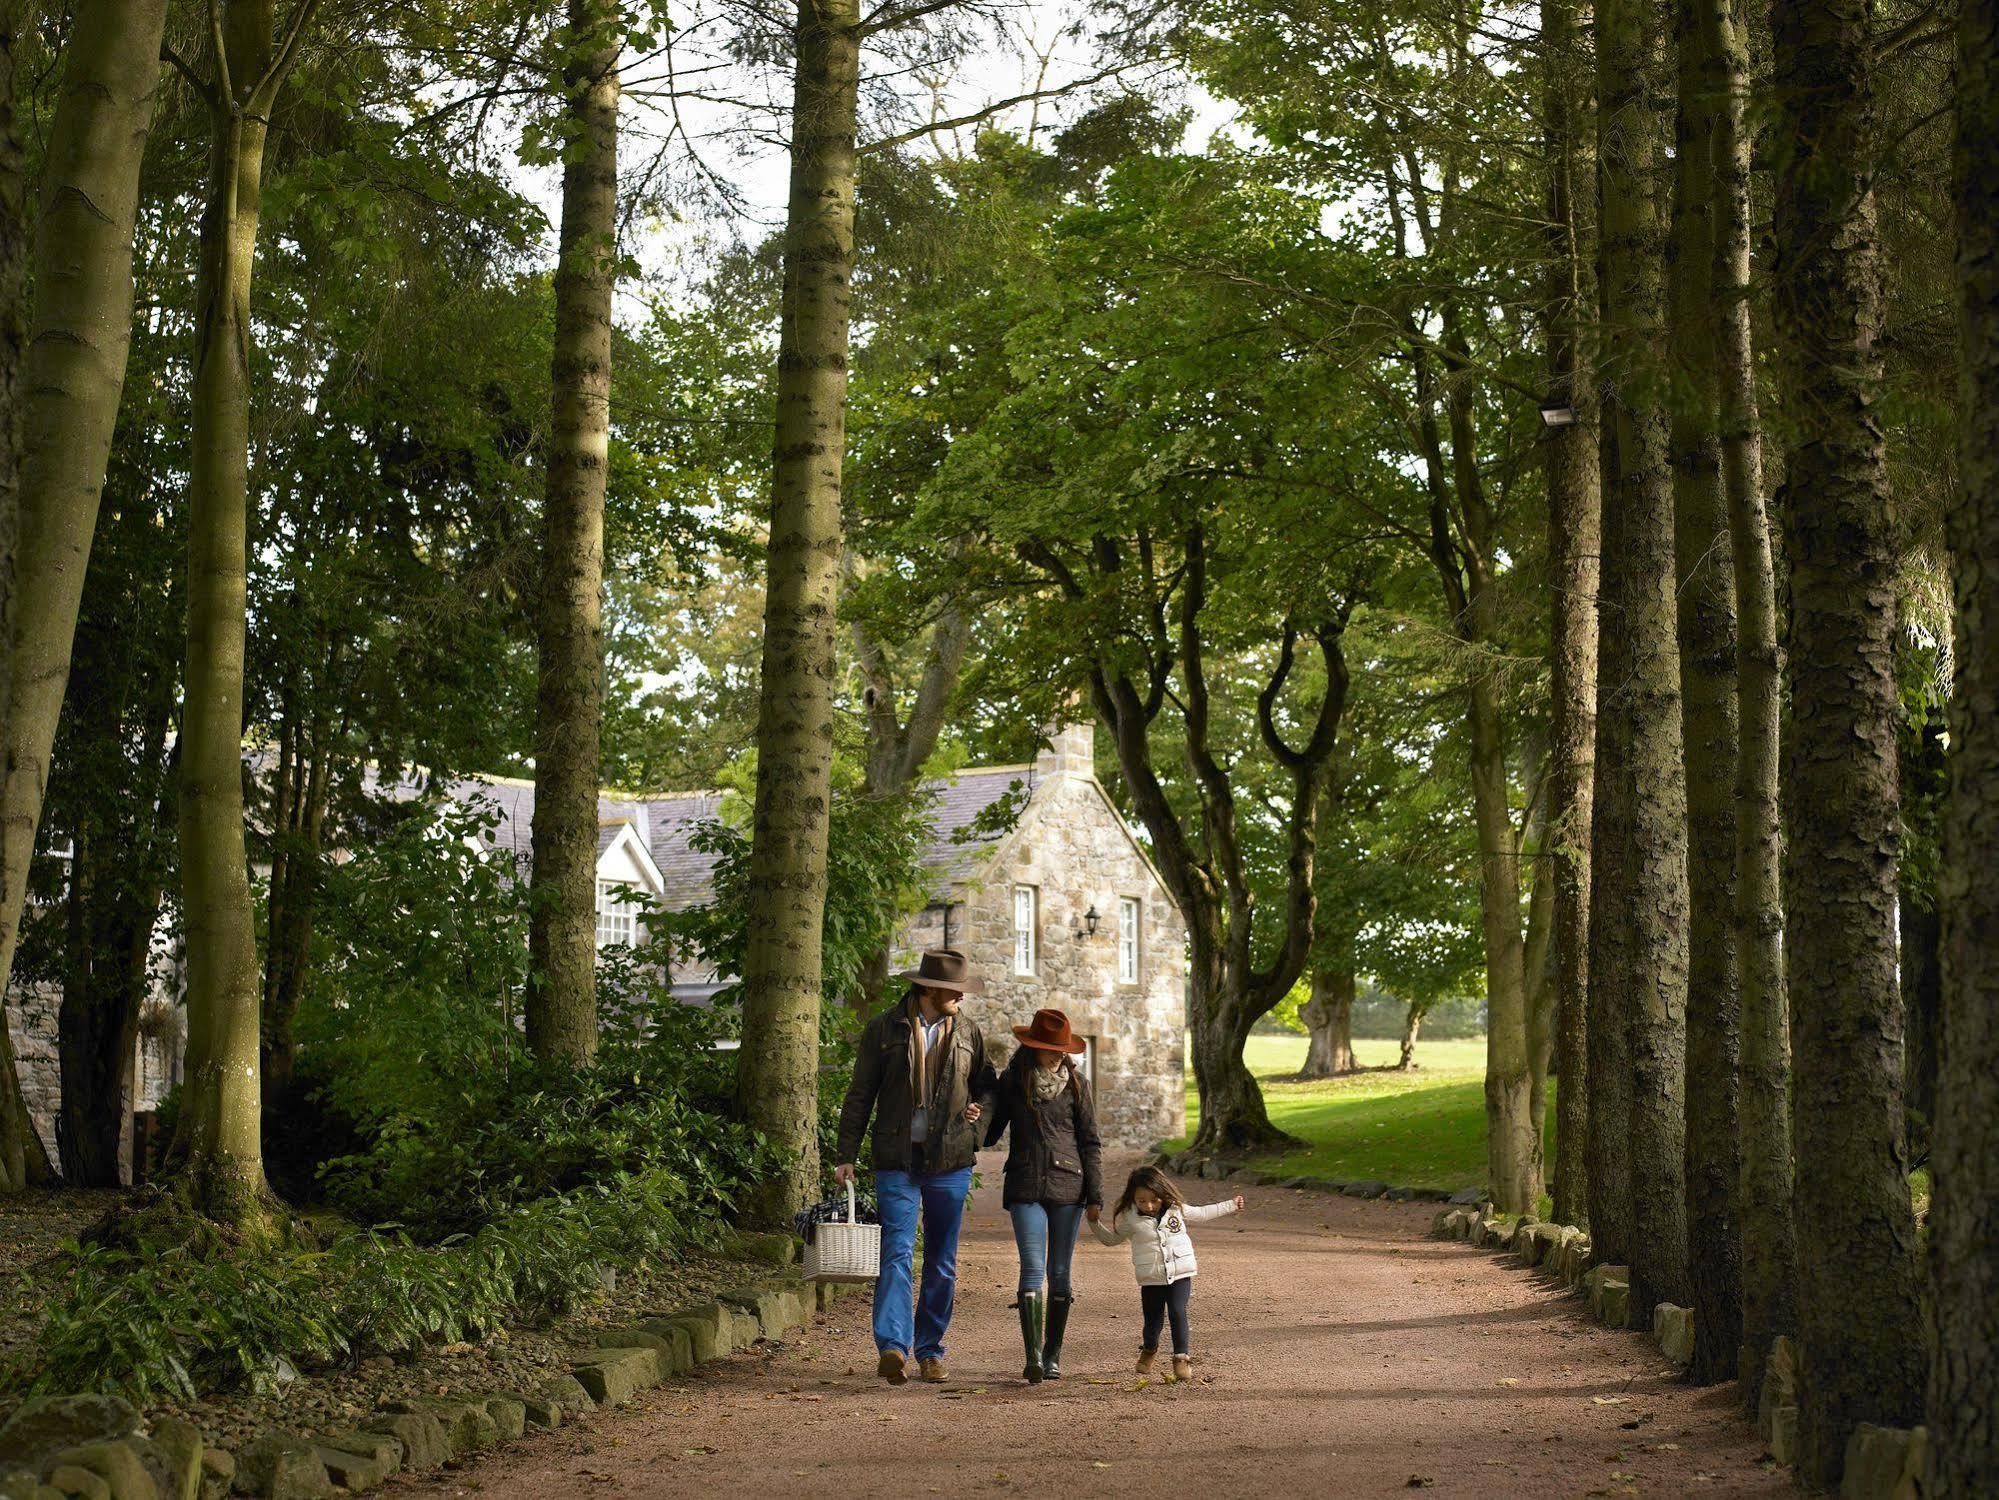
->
[1540, 0, 1599, 1230]
[0, 0, 165, 1192]
[735, 0, 861, 1221]
[1770, 0, 1926, 1473]
[526, 0, 619, 1067]
[1669, 0, 1743, 1383]
[176, 0, 318, 1230]
[1926, 0, 1999, 1485]
[1714, 0, 1794, 1408]
[1598, 0, 1691, 1322]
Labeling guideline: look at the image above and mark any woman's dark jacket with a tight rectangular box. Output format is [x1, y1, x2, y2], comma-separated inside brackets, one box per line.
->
[836, 1002, 997, 1175]
[983, 1057, 1104, 1209]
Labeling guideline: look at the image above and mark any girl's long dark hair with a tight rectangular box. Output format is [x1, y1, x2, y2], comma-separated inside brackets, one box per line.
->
[1112, 1165, 1186, 1222]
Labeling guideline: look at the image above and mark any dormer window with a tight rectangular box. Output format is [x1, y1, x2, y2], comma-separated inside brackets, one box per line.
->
[596, 880, 636, 949]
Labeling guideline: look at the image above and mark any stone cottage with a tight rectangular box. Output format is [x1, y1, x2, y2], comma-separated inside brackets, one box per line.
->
[461, 722, 1190, 1147]
[3, 721, 1189, 1169]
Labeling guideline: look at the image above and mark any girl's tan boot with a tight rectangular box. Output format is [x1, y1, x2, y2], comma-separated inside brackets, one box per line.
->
[1171, 1354, 1193, 1383]
[1135, 1348, 1156, 1375]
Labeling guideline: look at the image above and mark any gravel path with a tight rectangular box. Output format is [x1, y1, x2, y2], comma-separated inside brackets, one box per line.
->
[394, 1153, 1791, 1499]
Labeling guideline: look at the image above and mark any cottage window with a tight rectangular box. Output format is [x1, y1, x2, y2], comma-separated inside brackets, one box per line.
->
[596, 880, 636, 949]
[1013, 885, 1038, 975]
[1118, 897, 1140, 984]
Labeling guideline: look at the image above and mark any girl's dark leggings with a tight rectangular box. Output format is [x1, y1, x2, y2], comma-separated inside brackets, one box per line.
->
[1140, 1277, 1193, 1355]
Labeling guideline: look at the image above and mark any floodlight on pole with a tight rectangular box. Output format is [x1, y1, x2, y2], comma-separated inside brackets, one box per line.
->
[1539, 397, 1578, 428]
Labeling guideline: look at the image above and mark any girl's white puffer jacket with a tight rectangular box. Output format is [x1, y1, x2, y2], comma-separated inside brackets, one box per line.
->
[1090, 1198, 1239, 1285]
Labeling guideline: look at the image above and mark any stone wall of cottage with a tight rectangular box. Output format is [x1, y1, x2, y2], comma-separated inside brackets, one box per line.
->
[4, 981, 61, 1163]
[6, 979, 179, 1180]
[896, 770, 1188, 1150]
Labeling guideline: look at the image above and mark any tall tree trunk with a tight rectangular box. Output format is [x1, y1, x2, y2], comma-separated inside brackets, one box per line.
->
[1771, 0, 1926, 1472]
[0, 0, 43, 1194]
[1713, 0, 1793, 1405]
[735, 0, 860, 1221]
[1899, 887, 1939, 1162]
[178, 0, 315, 1230]
[1470, 613, 1539, 1213]
[1398, 1003, 1422, 1069]
[260, 727, 327, 1095]
[1539, 0, 1600, 1230]
[1670, 0, 1743, 1383]
[0, 0, 166, 1193]
[1299, 953, 1357, 1078]
[1896, 713, 1944, 1163]
[1585, 410, 1636, 1269]
[1926, 0, 1999, 1484]
[525, 0, 618, 1067]
[53, 594, 173, 1188]
[1600, 0, 1692, 1323]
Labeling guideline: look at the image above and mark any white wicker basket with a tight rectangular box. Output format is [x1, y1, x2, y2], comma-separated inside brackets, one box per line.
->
[804, 1182, 881, 1284]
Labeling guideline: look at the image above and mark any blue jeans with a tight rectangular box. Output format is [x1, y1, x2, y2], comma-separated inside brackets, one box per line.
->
[1009, 1201, 1085, 1298]
[872, 1167, 973, 1361]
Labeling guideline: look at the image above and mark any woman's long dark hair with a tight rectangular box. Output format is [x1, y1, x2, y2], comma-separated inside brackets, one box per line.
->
[1112, 1165, 1186, 1223]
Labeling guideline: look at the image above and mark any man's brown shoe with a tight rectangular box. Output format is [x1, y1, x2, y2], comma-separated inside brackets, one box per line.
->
[877, 1349, 908, 1385]
[918, 1357, 948, 1383]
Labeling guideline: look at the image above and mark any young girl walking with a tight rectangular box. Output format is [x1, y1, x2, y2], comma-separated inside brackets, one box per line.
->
[1088, 1165, 1244, 1383]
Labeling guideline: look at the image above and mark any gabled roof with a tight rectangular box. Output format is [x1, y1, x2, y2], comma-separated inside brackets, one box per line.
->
[432, 766, 1039, 911]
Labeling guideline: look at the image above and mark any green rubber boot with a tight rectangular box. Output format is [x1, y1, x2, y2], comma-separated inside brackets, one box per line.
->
[1018, 1291, 1046, 1384]
[1043, 1294, 1074, 1380]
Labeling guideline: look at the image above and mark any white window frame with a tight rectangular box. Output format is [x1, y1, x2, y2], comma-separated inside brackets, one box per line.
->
[1118, 896, 1141, 985]
[596, 879, 636, 949]
[1013, 884, 1038, 976]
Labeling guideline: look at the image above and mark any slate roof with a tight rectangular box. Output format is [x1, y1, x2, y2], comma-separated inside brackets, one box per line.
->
[436, 766, 1036, 911]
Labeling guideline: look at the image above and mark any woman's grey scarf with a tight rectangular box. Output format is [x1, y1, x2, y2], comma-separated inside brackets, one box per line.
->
[1031, 1060, 1071, 1102]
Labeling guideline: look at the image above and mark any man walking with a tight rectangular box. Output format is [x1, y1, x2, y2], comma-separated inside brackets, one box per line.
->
[835, 948, 997, 1385]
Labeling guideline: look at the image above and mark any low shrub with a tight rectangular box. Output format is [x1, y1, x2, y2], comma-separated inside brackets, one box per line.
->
[26, 1168, 695, 1406]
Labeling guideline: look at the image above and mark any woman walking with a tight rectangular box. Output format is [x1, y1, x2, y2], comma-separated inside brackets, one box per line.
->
[983, 1008, 1103, 1384]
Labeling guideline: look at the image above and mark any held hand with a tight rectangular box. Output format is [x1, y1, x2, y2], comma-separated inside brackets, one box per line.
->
[1086, 1204, 1102, 1224]
[1232, 1194, 1246, 1211]
[834, 1163, 856, 1187]
[962, 1102, 983, 1124]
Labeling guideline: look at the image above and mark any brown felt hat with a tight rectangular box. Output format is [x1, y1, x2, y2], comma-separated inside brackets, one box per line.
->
[898, 948, 986, 994]
[1013, 1008, 1087, 1054]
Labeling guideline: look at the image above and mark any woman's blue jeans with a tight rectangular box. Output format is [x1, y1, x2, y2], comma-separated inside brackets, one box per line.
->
[1009, 1201, 1085, 1298]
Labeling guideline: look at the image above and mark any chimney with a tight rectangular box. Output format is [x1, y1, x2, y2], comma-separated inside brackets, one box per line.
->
[1035, 718, 1096, 778]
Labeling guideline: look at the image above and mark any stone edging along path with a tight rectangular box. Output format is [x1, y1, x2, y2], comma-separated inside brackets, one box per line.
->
[0, 1270, 849, 1500]
[1427, 1201, 1930, 1500]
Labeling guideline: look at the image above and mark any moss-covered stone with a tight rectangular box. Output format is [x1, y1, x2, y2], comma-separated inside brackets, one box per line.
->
[570, 1348, 659, 1408]
[479, 1398, 526, 1444]
[44, 1467, 111, 1500]
[355, 1415, 443, 1477]
[149, 1421, 203, 1500]
[0, 1399, 141, 1470]
[229, 1432, 329, 1500]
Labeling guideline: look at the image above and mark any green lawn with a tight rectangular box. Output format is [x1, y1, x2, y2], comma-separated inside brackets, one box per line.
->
[1162, 1034, 1555, 1192]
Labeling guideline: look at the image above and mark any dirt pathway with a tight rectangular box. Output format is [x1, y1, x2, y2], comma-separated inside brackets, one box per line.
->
[396, 1155, 1789, 1499]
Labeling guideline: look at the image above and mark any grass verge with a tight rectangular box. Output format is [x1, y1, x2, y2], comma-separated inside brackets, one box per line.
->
[1163, 1035, 1555, 1191]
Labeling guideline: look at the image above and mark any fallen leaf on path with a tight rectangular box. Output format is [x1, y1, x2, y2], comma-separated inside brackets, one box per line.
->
[1496, 1377, 1520, 1386]
[1592, 1396, 1630, 1405]
[1093, 1462, 1111, 1470]
[1405, 1477, 1433, 1489]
